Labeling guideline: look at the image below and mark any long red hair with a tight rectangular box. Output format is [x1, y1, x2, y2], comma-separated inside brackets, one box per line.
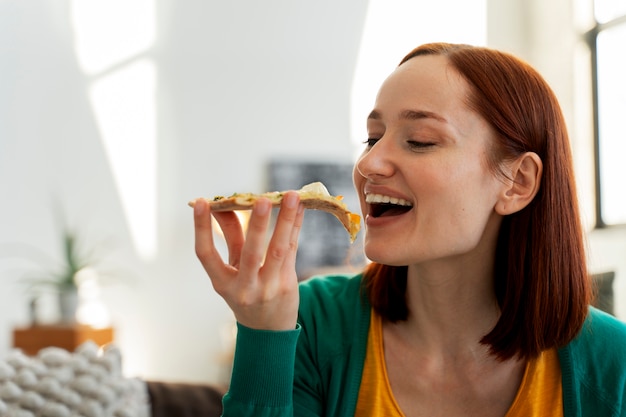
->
[362, 43, 591, 360]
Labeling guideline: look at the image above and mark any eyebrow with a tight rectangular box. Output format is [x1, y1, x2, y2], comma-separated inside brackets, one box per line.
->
[367, 109, 447, 123]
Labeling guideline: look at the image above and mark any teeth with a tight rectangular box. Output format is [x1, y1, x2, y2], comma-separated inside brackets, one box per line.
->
[365, 193, 412, 206]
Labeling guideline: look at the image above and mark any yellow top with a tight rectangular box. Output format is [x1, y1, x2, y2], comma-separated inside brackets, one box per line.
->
[355, 311, 563, 417]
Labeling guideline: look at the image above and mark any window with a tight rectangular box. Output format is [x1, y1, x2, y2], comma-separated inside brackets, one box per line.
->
[586, 1, 626, 226]
[71, 0, 158, 259]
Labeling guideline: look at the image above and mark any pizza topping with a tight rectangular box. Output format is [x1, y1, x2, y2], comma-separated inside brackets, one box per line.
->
[298, 182, 332, 197]
[190, 182, 361, 242]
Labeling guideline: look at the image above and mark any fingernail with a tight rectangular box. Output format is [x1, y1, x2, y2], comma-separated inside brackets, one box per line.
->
[194, 199, 205, 215]
[284, 192, 299, 209]
[255, 198, 271, 215]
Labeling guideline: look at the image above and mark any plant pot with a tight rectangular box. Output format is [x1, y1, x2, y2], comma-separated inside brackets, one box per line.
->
[58, 287, 78, 323]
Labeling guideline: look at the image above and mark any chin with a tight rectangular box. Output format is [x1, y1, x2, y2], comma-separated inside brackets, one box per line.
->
[363, 242, 409, 267]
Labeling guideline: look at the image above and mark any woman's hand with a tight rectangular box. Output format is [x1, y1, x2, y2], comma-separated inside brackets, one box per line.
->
[193, 191, 305, 331]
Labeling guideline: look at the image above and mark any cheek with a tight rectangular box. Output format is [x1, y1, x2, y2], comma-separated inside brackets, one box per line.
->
[353, 169, 371, 219]
[442, 180, 501, 245]
[441, 154, 498, 197]
[352, 164, 361, 187]
[419, 162, 499, 227]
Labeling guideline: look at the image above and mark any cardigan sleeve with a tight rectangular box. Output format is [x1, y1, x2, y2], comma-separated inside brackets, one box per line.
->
[221, 323, 300, 417]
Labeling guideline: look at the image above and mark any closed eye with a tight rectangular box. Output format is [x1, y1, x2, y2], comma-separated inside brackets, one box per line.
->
[407, 140, 435, 150]
[363, 138, 380, 148]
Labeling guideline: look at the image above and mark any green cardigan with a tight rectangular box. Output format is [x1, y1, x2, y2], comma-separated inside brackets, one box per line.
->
[223, 274, 626, 416]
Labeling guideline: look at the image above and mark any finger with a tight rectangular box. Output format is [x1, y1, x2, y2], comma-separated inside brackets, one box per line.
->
[260, 191, 301, 281]
[193, 199, 232, 282]
[212, 211, 245, 266]
[282, 203, 305, 274]
[238, 198, 273, 280]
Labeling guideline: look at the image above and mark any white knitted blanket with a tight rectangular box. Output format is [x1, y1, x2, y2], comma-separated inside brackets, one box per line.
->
[0, 342, 150, 417]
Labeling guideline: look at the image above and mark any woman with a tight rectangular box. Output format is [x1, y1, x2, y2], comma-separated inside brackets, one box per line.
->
[193, 43, 626, 416]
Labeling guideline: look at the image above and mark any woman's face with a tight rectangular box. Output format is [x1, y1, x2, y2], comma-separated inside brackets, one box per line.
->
[353, 54, 507, 267]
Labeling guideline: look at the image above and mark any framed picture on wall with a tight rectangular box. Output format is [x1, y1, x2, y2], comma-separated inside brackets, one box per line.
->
[267, 160, 365, 279]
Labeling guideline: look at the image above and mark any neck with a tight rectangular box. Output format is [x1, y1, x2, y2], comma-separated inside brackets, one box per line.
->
[397, 258, 501, 359]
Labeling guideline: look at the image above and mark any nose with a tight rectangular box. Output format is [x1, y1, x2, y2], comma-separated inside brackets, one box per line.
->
[355, 138, 395, 180]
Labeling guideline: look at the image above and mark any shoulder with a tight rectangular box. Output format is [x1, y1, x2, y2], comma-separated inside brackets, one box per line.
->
[298, 273, 367, 323]
[559, 308, 626, 414]
[299, 273, 364, 302]
[565, 307, 626, 369]
[297, 273, 370, 347]
[574, 307, 626, 349]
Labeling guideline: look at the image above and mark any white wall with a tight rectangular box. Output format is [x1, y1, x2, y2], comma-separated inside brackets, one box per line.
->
[0, 0, 369, 384]
[1, 0, 623, 386]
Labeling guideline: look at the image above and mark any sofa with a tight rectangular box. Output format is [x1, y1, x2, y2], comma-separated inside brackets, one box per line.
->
[145, 380, 223, 417]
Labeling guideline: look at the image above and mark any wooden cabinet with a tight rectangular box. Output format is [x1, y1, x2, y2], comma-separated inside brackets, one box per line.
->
[12, 324, 114, 355]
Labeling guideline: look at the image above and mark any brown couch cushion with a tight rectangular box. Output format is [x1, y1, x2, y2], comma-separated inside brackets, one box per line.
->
[146, 380, 224, 417]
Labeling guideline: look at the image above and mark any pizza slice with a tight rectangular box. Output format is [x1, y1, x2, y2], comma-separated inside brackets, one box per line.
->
[190, 182, 361, 242]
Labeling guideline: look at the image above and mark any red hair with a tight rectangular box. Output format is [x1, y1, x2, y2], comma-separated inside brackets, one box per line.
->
[362, 43, 591, 360]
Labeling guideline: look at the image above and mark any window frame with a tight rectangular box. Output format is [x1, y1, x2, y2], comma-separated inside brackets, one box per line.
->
[584, 11, 626, 228]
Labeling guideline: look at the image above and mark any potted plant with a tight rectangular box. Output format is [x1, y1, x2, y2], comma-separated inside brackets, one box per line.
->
[47, 230, 87, 322]
[13, 227, 116, 324]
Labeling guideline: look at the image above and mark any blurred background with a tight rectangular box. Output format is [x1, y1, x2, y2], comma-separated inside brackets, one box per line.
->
[1, 0, 624, 385]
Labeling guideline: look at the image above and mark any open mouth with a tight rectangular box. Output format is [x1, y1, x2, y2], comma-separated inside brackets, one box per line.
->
[365, 193, 413, 218]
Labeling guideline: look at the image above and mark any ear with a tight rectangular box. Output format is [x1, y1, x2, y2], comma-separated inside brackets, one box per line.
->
[495, 152, 543, 215]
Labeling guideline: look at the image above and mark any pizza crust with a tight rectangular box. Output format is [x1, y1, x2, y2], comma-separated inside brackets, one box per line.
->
[190, 182, 361, 242]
